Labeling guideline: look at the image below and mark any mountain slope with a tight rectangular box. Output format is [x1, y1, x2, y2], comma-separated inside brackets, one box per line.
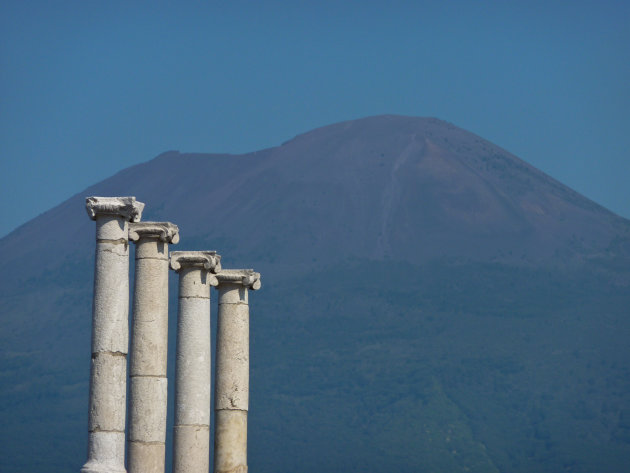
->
[1, 115, 629, 472]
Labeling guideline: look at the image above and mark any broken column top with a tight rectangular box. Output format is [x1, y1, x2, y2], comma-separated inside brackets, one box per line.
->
[85, 196, 145, 222]
[170, 251, 222, 273]
[129, 221, 180, 244]
[216, 269, 261, 290]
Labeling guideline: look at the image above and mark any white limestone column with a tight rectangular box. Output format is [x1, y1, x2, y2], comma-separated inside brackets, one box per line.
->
[82, 196, 144, 473]
[170, 251, 221, 473]
[213, 269, 261, 473]
[127, 222, 179, 473]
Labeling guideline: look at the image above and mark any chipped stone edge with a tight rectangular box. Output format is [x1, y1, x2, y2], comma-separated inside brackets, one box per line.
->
[170, 251, 222, 273]
[86, 196, 145, 222]
[129, 221, 180, 244]
[216, 269, 261, 290]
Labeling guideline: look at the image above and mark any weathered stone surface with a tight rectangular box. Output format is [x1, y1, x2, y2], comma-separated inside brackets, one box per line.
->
[129, 257, 169, 375]
[86, 196, 144, 223]
[128, 376, 168, 442]
[170, 250, 221, 272]
[92, 241, 130, 354]
[96, 217, 129, 241]
[213, 269, 260, 473]
[127, 221, 177, 473]
[127, 443, 165, 473]
[82, 197, 144, 473]
[216, 269, 261, 291]
[214, 410, 248, 473]
[81, 431, 126, 473]
[215, 300, 249, 411]
[88, 353, 127, 432]
[171, 251, 220, 473]
[173, 425, 210, 473]
[128, 221, 179, 245]
[134, 239, 168, 260]
[171, 251, 220, 297]
[175, 296, 211, 425]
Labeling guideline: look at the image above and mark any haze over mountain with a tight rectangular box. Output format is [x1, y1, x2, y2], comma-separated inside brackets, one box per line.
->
[1, 115, 629, 472]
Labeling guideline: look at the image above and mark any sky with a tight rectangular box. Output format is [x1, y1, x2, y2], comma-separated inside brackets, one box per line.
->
[1, 0, 629, 238]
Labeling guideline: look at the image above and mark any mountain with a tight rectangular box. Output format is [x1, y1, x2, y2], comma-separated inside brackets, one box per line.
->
[1, 115, 630, 472]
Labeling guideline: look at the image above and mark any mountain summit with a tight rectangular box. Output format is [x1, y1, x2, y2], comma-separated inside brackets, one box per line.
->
[3, 115, 627, 278]
[1, 115, 629, 473]
[129, 114, 628, 266]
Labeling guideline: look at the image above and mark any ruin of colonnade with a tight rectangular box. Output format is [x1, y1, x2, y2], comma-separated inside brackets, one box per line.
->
[81, 196, 261, 473]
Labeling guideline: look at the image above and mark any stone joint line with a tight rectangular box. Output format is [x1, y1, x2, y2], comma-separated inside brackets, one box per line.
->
[92, 351, 127, 358]
[129, 374, 167, 379]
[215, 466, 248, 473]
[82, 196, 260, 473]
[128, 440, 165, 446]
[96, 238, 128, 245]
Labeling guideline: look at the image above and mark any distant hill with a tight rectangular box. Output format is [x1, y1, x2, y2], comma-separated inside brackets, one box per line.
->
[1, 115, 629, 472]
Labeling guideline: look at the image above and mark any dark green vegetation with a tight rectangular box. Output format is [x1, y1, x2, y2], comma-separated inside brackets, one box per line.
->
[1, 115, 629, 472]
[252, 260, 630, 472]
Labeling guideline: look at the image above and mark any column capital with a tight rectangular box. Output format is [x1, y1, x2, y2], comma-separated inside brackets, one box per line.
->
[129, 222, 180, 244]
[170, 251, 221, 273]
[216, 269, 261, 290]
[86, 196, 145, 222]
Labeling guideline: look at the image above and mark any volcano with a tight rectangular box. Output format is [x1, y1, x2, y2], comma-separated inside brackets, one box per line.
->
[1, 115, 629, 473]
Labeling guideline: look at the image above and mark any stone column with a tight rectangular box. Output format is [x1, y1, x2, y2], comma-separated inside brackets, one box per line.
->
[213, 269, 261, 473]
[127, 222, 179, 473]
[170, 251, 221, 473]
[82, 196, 144, 473]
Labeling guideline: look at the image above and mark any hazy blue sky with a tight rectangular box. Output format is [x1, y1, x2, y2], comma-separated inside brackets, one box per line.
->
[1, 1, 628, 237]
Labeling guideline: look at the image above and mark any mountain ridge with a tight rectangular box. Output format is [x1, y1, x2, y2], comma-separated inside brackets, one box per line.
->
[1, 114, 628, 310]
[1, 115, 629, 472]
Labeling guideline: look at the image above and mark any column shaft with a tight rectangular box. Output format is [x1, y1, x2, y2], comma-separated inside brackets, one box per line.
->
[171, 251, 220, 473]
[214, 285, 249, 473]
[213, 270, 260, 473]
[127, 222, 178, 473]
[82, 196, 144, 473]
